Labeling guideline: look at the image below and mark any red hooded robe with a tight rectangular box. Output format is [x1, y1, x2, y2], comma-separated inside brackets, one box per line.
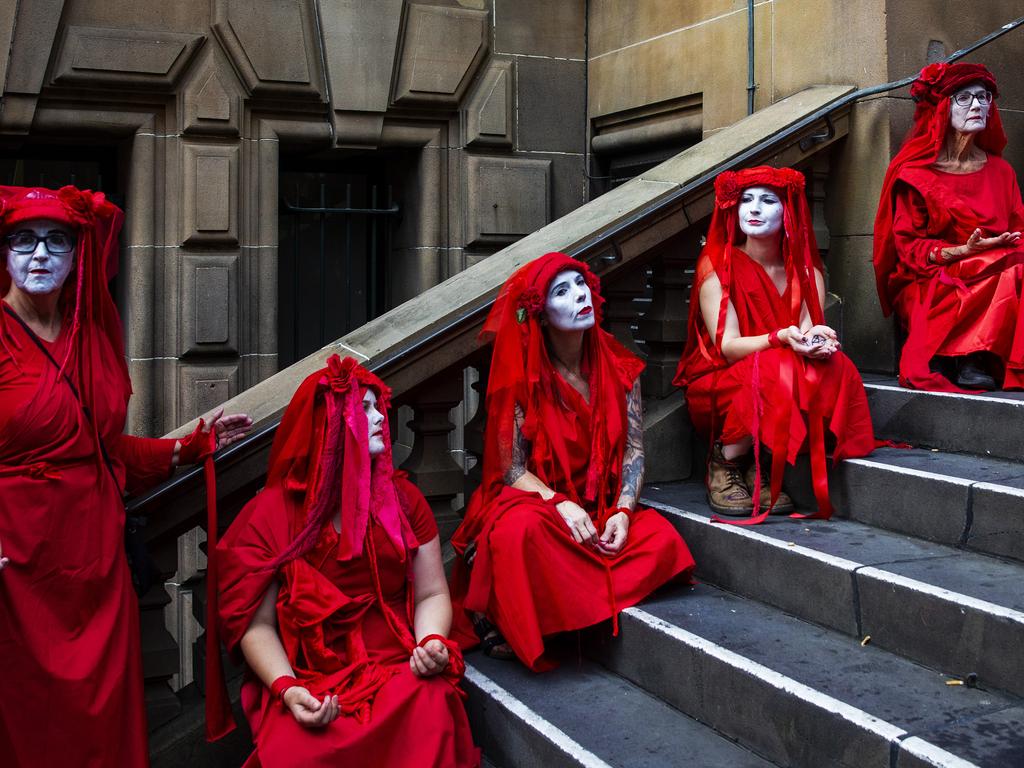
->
[674, 167, 875, 525]
[873, 62, 1024, 391]
[450, 252, 695, 672]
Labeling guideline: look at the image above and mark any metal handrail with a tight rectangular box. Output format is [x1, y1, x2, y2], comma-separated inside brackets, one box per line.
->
[127, 15, 1024, 516]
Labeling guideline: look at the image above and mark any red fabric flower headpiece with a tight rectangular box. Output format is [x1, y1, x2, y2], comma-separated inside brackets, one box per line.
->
[262, 354, 414, 570]
[714, 166, 805, 209]
[872, 62, 1006, 315]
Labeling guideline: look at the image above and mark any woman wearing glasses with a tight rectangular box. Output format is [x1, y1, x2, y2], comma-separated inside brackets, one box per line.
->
[874, 62, 1024, 391]
[0, 186, 250, 767]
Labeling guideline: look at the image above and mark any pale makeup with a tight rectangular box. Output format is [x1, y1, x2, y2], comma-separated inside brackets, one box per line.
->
[363, 389, 386, 456]
[544, 269, 595, 332]
[4, 219, 75, 296]
[738, 186, 784, 239]
[950, 84, 990, 134]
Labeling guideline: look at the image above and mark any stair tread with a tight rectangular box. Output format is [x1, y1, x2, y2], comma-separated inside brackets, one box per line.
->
[467, 652, 777, 768]
[853, 446, 1024, 490]
[862, 375, 1024, 404]
[643, 481, 1024, 614]
[631, 584, 1024, 766]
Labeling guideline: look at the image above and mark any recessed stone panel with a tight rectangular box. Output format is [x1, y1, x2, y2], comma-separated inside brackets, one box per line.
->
[183, 50, 242, 136]
[465, 155, 550, 247]
[178, 363, 239, 422]
[464, 58, 514, 148]
[182, 143, 238, 245]
[392, 4, 488, 107]
[51, 26, 204, 88]
[179, 252, 239, 355]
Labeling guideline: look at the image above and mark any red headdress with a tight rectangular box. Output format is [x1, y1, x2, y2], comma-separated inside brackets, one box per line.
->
[262, 354, 417, 567]
[676, 166, 823, 386]
[0, 185, 128, 408]
[452, 252, 643, 551]
[872, 62, 1006, 315]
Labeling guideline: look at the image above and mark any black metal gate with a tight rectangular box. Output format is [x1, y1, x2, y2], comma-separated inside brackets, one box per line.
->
[278, 170, 398, 367]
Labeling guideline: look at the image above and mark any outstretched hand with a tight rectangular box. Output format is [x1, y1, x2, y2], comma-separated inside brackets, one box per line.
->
[282, 686, 339, 729]
[202, 407, 253, 451]
[941, 229, 1022, 262]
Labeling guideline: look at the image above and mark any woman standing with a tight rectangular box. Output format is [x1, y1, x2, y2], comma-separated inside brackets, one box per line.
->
[450, 252, 695, 671]
[0, 185, 250, 767]
[674, 167, 874, 523]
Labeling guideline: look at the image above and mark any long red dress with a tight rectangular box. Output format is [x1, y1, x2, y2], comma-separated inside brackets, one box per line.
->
[217, 477, 479, 768]
[0, 307, 175, 768]
[450, 253, 695, 672]
[675, 167, 875, 523]
[873, 61, 1023, 391]
[889, 160, 1024, 389]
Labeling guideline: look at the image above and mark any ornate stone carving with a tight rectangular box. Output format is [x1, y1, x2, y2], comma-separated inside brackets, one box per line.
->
[51, 26, 204, 88]
[465, 155, 550, 247]
[392, 3, 488, 108]
[464, 58, 514, 148]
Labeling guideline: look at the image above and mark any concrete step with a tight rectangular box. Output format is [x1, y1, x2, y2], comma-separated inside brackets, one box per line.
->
[588, 583, 1024, 768]
[464, 653, 778, 768]
[864, 375, 1024, 462]
[833, 446, 1024, 562]
[642, 483, 1024, 699]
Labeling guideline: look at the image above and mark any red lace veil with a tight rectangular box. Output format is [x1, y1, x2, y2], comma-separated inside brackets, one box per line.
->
[0, 185, 129, 409]
[452, 252, 643, 551]
[872, 62, 1005, 315]
[675, 166, 823, 386]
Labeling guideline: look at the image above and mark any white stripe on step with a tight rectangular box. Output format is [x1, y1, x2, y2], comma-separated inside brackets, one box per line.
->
[899, 736, 981, 768]
[857, 567, 1024, 625]
[625, 606, 908, 741]
[464, 665, 615, 768]
[864, 382, 1024, 407]
[842, 458, 974, 486]
[646, 501, 863, 571]
[972, 481, 1024, 499]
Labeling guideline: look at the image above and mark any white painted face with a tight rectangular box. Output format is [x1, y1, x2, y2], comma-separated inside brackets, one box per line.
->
[544, 269, 595, 332]
[949, 83, 991, 134]
[738, 186, 784, 239]
[4, 218, 76, 296]
[363, 389, 386, 456]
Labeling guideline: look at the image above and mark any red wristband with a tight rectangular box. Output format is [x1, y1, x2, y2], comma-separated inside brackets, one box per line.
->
[549, 492, 569, 506]
[767, 329, 784, 349]
[270, 675, 300, 703]
[177, 419, 217, 465]
[418, 634, 447, 648]
[611, 505, 632, 519]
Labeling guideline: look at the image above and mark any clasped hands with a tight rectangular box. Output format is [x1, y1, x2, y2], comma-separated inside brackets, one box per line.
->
[932, 228, 1022, 264]
[555, 499, 628, 555]
[778, 324, 839, 360]
[281, 639, 449, 729]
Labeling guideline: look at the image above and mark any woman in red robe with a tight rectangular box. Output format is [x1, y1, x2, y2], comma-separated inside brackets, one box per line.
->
[214, 354, 479, 768]
[0, 185, 250, 768]
[674, 167, 875, 524]
[874, 62, 1024, 391]
[449, 252, 695, 671]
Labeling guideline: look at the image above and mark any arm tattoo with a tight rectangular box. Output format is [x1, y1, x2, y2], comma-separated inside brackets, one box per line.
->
[503, 403, 529, 485]
[616, 380, 645, 509]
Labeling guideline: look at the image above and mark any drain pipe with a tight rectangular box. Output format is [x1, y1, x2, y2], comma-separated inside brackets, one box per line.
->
[747, 0, 756, 114]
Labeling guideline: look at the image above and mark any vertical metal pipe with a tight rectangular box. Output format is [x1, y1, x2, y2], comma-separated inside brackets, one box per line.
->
[747, 0, 756, 115]
[344, 183, 352, 332]
[293, 181, 301, 363]
[319, 182, 327, 347]
[369, 184, 378, 319]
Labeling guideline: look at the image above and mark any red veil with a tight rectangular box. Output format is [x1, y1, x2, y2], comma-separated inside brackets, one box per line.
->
[452, 252, 643, 552]
[0, 185, 129, 414]
[872, 62, 1006, 316]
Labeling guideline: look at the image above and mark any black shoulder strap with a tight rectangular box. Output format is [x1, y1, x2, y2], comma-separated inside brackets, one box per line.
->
[3, 304, 121, 488]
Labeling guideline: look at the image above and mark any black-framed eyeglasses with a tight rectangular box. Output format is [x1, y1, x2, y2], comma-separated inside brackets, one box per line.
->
[952, 90, 993, 107]
[4, 230, 77, 254]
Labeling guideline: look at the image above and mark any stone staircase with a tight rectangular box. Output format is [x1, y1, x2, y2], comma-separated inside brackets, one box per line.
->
[464, 380, 1024, 768]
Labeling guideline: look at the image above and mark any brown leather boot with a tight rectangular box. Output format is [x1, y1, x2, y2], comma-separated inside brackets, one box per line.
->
[706, 443, 754, 516]
[744, 459, 795, 514]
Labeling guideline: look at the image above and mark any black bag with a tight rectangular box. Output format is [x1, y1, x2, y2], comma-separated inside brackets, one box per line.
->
[3, 305, 159, 596]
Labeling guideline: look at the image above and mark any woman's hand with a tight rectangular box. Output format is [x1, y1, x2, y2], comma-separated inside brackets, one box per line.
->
[203, 407, 253, 451]
[556, 499, 599, 547]
[598, 512, 629, 555]
[282, 686, 339, 728]
[802, 324, 840, 359]
[410, 639, 449, 677]
[782, 325, 834, 360]
[939, 229, 1022, 262]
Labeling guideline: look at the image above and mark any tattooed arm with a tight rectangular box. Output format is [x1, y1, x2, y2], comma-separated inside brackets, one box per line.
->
[502, 403, 529, 485]
[615, 380, 645, 510]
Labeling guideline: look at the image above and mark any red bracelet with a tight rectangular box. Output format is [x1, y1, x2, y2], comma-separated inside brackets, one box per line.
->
[767, 329, 784, 349]
[549, 492, 569, 506]
[270, 675, 300, 703]
[611, 505, 632, 519]
[418, 634, 448, 648]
